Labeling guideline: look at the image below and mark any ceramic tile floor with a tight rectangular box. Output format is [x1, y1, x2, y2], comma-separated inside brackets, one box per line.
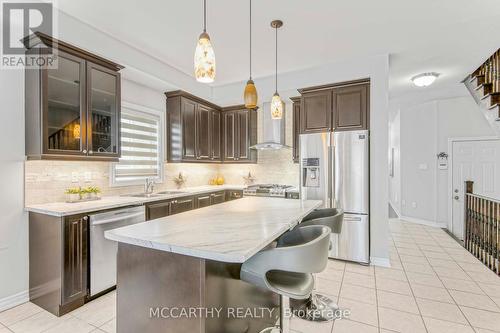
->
[2, 219, 500, 333]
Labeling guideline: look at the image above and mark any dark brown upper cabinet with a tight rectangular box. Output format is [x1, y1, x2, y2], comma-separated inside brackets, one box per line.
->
[166, 91, 221, 163]
[298, 79, 370, 134]
[210, 109, 221, 160]
[290, 96, 301, 163]
[333, 84, 368, 131]
[222, 106, 257, 163]
[166, 92, 256, 164]
[300, 90, 332, 133]
[25, 33, 123, 161]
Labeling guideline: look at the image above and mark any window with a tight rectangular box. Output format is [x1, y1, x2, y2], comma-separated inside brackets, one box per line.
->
[111, 103, 163, 186]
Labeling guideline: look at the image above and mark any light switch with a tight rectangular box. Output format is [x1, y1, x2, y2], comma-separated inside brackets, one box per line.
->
[71, 172, 79, 183]
[418, 163, 428, 170]
[412, 202, 417, 208]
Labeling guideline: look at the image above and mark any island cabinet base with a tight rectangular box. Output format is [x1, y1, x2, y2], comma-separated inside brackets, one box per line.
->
[117, 243, 279, 333]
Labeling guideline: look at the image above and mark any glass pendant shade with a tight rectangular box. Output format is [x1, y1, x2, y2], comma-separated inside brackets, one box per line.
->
[244, 79, 258, 109]
[194, 32, 216, 83]
[270, 92, 283, 119]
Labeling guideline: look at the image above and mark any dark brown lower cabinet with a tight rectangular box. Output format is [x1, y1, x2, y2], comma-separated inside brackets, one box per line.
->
[62, 216, 88, 306]
[211, 191, 225, 205]
[226, 190, 243, 201]
[146, 190, 239, 221]
[145, 200, 171, 220]
[170, 196, 195, 215]
[196, 194, 212, 208]
[29, 212, 88, 316]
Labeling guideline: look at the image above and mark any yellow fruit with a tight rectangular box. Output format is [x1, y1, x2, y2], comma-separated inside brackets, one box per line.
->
[216, 176, 224, 185]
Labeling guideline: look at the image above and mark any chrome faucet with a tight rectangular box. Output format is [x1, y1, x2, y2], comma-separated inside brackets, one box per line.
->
[144, 177, 154, 195]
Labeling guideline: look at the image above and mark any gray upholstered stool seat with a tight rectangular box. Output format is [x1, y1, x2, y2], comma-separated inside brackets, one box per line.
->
[300, 208, 344, 233]
[286, 208, 344, 322]
[241, 225, 331, 332]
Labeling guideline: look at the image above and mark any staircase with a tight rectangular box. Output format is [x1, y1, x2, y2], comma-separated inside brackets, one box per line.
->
[464, 49, 500, 136]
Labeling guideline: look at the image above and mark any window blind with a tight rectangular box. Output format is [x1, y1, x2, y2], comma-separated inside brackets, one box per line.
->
[114, 110, 161, 183]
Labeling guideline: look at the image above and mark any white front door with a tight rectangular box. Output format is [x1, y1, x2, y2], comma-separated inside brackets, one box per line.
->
[451, 139, 500, 240]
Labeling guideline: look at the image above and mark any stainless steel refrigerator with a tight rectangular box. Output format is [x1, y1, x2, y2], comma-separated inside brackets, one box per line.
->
[299, 131, 369, 264]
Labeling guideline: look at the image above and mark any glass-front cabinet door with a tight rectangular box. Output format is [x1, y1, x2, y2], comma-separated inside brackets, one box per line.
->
[86, 63, 121, 158]
[44, 51, 87, 155]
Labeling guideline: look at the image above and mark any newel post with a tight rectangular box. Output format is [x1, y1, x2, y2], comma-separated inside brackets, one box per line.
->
[465, 180, 474, 194]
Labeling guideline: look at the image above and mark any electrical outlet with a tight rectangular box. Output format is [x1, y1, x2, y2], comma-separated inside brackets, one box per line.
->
[84, 172, 92, 182]
[71, 172, 79, 183]
[412, 202, 417, 208]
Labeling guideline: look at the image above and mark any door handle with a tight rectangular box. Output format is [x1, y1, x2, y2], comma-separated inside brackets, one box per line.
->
[454, 196, 459, 200]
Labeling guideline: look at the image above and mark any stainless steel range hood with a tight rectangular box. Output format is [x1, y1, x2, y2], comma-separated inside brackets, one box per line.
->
[250, 102, 291, 150]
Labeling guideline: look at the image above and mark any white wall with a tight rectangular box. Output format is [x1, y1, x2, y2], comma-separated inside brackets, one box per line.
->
[388, 107, 401, 215]
[0, 68, 28, 309]
[391, 96, 494, 226]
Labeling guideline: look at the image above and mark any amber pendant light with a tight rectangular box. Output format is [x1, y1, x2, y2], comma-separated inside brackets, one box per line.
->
[194, 0, 216, 83]
[243, 0, 258, 109]
[270, 20, 283, 119]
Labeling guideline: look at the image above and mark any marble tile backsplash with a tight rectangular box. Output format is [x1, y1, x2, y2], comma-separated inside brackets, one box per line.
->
[25, 161, 220, 205]
[25, 157, 299, 205]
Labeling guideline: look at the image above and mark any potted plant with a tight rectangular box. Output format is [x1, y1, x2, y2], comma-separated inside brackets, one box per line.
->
[87, 186, 101, 199]
[65, 188, 81, 202]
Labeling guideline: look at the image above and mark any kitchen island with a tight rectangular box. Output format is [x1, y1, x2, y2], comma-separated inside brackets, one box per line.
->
[105, 197, 322, 333]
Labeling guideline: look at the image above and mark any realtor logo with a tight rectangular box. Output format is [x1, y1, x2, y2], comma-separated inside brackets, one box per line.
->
[1, 0, 57, 69]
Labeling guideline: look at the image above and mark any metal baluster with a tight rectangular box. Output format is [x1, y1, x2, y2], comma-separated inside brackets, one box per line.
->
[473, 196, 477, 256]
[465, 194, 469, 251]
[497, 201, 500, 275]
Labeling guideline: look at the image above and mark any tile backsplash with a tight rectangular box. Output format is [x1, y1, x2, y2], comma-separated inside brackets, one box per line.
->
[24, 157, 299, 205]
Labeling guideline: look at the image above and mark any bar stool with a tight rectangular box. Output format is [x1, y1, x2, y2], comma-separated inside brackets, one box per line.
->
[240, 225, 331, 333]
[286, 208, 344, 322]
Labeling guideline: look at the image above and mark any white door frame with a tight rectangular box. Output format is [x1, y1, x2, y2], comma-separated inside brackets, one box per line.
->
[447, 136, 498, 234]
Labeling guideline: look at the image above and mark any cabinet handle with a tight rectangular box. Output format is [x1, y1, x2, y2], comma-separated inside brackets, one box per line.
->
[83, 149, 87, 154]
[83, 216, 88, 221]
[172, 200, 177, 204]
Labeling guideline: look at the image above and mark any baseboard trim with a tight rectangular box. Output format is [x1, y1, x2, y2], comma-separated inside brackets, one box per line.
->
[396, 215, 447, 229]
[389, 201, 401, 218]
[370, 256, 391, 268]
[0, 290, 29, 312]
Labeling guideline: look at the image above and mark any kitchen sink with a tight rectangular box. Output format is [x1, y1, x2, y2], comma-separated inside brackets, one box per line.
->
[122, 193, 164, 198]
[156, 190, 188, 195]
[122, 191, 188, 198]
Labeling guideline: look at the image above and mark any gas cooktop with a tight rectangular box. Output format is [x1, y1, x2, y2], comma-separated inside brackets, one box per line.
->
[243, 184, 297, 198]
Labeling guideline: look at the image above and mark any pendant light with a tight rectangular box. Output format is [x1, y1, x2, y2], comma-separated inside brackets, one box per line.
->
[194, 0, 216, 83]
[243, 0, 258, 109]
[270, 20, 283, 119]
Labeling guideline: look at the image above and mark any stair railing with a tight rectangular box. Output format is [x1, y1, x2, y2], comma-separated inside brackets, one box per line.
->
[464, 180, 500, 275]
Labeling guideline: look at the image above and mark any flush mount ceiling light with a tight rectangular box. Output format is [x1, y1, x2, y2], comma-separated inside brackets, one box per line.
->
[270, 20, 283, 119]
[243, 0, 258, 109]
[411, 72, 440, 87]
[194, 0, 216, 83]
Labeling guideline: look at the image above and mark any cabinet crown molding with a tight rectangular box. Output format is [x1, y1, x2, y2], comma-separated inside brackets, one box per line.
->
[23, 32, 124, 71]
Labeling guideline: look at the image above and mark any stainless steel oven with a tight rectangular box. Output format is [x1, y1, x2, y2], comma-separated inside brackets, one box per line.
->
[89, 205, 145, 296]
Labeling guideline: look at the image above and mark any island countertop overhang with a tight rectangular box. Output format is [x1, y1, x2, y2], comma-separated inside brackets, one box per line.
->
[104, 197, 322, 263]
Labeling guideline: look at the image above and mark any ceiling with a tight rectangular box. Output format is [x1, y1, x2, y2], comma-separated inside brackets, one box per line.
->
[56, 0, 500, 98]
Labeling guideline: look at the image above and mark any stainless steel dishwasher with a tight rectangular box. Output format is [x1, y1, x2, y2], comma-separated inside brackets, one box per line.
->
[89, 205, 145, 297]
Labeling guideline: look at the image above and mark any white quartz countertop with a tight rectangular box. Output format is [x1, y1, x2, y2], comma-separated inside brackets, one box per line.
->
[105, 197, 322, 263]
[25, 185, 246, 217]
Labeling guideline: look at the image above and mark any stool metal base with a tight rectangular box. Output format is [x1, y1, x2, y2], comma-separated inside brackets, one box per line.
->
[291, 293, 338, 322]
